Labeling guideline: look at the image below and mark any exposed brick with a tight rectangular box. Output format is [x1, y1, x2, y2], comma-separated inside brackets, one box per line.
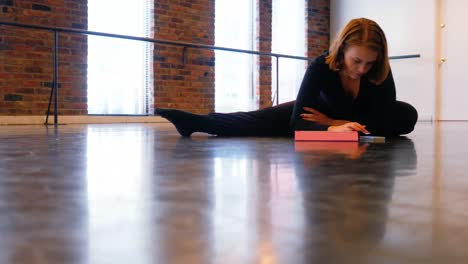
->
[0, 0, 329, 116]
[306, 0, 330, 58]
[32, 4, 51, 12]
[256, 0, 273, 109]
[71, 23, 86, 29]
[41, 82, 62, 88]
[16, 88, 35, 94]
[0, 0, 87, 115]
[154, 0, 215, 114]
[0, 43, 11, 50]
[5, 94, 23, 101]
[0, 0, 13, 6]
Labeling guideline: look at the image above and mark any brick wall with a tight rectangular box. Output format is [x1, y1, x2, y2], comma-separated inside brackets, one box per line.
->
[255, 0, 329, 109]
[0, 0, 328, 116]
[306, 0, 330, 58]
[256, 0, 272, 109]
[154, 0, 215, 114]
[0, 0, 87, 115]
[153, 0, 328, 113]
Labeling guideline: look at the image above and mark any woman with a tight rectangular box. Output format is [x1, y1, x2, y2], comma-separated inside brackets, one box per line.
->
[156, 18, 418, 137]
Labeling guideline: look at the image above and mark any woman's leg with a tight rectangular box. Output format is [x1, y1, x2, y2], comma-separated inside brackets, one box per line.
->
[394, 101, 418, 135]
[365, 101, 418, 137]
[156, 101, 295, 137]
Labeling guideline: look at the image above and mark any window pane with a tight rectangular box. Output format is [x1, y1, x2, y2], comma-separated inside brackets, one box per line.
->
[215, 0, 255, 112]
[88, 0, 152, 115]
[272, 0, 307, 104]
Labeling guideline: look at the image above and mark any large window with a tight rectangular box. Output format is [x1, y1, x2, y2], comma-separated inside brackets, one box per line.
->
[215, 0, 256, 112]
[272, 0, 307, 104]
[88, 0, 153, 115]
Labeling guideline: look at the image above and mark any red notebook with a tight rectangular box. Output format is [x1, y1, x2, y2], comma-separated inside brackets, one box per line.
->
[295, 141, 359, 152]
[295, 131, 359, 142]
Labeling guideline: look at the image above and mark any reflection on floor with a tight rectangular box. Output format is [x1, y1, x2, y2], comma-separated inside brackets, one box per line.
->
[0, 121, 467, 263]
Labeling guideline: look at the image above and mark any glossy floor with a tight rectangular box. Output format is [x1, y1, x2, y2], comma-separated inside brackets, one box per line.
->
[0, 122, 467, 264]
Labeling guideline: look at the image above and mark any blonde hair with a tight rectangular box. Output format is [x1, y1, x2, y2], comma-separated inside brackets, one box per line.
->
[326, 18, 390, 85]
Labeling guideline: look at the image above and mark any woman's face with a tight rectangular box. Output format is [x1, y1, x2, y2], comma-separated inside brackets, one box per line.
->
[341, 45, 378, 80]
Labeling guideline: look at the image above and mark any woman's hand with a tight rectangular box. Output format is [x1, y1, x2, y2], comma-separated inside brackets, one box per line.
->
[301, 107, 350, 126]
[301, 107, 334, 125]
[331, 119, 351, 126]
[328, 122, 370, 134]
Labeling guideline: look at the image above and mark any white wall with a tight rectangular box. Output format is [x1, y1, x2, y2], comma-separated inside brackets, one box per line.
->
[439, 0, 468, 120]
[330, 0, 437, 121]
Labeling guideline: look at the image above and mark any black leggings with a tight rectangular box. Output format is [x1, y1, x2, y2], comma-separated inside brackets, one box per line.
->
[203, 101, 418, 137]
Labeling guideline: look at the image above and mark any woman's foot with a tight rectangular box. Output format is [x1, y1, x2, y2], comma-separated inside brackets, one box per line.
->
[156, 108, 202, 137]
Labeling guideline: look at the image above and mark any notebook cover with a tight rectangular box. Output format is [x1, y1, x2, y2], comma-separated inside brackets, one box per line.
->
[295, 141, 360, 152]
[294, 131, 359, 142]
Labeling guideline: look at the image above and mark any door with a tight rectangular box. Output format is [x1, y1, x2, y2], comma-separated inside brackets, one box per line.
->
[439, 0, 468, 120]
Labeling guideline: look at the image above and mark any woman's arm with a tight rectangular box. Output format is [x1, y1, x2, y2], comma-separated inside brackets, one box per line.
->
[300, 107, 350, 126]
[290, 57, 330, 131]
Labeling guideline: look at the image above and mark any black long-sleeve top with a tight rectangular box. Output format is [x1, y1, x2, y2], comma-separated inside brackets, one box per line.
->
[291, 54, 396, 131]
